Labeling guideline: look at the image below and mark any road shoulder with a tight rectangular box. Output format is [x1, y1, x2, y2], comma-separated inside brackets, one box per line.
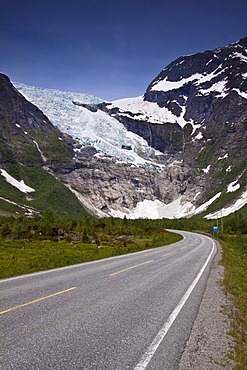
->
[179, 241, 235, 369]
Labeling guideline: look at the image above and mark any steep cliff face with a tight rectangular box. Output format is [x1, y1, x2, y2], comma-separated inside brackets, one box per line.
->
[145, 38, 247, 121]
[60, 151, 199, 218]
[12, 79, 204, 218]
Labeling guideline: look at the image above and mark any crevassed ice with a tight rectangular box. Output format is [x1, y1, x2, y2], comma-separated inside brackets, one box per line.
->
[13, 82, 164, 168]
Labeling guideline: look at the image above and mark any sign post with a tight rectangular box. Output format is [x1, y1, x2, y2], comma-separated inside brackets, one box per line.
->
[212, 225, 219, 238]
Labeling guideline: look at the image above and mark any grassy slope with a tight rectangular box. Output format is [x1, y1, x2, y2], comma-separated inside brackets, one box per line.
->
[0, 230, 182, 279]
[0, 165, 87, 218]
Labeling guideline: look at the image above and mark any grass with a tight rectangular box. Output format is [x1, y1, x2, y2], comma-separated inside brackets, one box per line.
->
[0, 164, 87, 218]
[0, 230, 182, 279]
[195, 145, 213, 167]
[220, 234, 247, 369]
[32, 131, 72, 165]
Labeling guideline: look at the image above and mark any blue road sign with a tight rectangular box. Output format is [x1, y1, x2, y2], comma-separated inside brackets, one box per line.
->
[213, 226, 219, 232]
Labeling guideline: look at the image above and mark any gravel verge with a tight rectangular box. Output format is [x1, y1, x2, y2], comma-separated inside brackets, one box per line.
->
[179, 241, 235, 369]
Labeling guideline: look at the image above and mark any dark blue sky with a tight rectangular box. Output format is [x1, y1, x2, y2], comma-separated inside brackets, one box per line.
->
[1, 0, 246, 100]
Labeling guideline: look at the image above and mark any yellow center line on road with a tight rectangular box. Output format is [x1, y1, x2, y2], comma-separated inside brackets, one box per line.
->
[0, 287, 77, 316]
[109, 260, 154, 277]
[161, 251, 177, 258]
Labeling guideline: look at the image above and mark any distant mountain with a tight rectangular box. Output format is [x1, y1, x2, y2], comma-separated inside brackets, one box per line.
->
[102, 38, 247, 159]
[1, 37, 246, 219]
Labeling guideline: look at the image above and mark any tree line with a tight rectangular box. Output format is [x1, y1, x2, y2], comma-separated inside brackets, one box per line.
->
[0, 208, 246, 242]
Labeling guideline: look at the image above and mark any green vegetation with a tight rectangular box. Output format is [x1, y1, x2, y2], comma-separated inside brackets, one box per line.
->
[170, 211, 247, 369]
[0, 214, 182, 279]
[32, 131, 72, 165]
[193, 157, 247, 219]
[162, 211, 247, 369]
[220, 234, 247, 369]
[195, 145, 213, 167]
[0, 164, 87, 218]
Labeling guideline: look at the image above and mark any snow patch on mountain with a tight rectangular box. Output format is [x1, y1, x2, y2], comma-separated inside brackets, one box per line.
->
[195, 132, 203, 140]
[109, 197, 195, 219]
[110, 96, 200, 131]
[202, 165, 211, 173]
[109, 190, 224, 219]
[0, 196, 39, 216]
[205, 189, 247, 219]
[226, 165, 232, 172]
[218, 153, 228, 160]
[232, 88, 247, 99]
[193, 192, 221, 215]
[151, 64, 227, 93]
[1, 169, 35, 193]
[198, 79, 228, 97]
[230, 52, 247, 63]
[227, 180, 240, 193]
[33, 140, 47, 163]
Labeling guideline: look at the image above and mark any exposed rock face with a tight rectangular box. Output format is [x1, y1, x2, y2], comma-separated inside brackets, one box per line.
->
[60, 154, 199, 216]
[0, 74, 52, 134]
[96, 101, 186, 155]
[144, 38, 247, 137]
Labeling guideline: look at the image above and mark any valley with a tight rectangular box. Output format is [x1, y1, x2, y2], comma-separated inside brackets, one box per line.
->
[0, 36, 247, 369]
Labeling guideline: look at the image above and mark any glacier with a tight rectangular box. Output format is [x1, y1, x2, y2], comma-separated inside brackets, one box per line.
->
[13, 82, 164, 168]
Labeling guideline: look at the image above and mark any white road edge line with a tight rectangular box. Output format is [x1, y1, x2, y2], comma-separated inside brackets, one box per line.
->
[134, 237, 216, 370]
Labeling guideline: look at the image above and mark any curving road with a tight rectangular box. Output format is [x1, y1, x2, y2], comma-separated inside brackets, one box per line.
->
[0, 231, 217, 370]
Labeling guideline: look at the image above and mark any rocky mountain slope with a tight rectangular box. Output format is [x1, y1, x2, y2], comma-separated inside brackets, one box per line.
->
[0, 73, 87, 217]
[94, 37, 247, 217]
[1, 37, 246, 219]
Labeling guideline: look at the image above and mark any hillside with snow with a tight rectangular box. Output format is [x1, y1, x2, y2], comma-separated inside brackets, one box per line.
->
[0, 38, 246, 219]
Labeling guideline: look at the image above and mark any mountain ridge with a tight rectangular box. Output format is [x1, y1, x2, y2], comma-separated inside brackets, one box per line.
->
[1, 37, 246, 219]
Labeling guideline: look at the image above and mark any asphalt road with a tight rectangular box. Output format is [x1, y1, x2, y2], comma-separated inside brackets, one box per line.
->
[0, 231, 217, 370]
